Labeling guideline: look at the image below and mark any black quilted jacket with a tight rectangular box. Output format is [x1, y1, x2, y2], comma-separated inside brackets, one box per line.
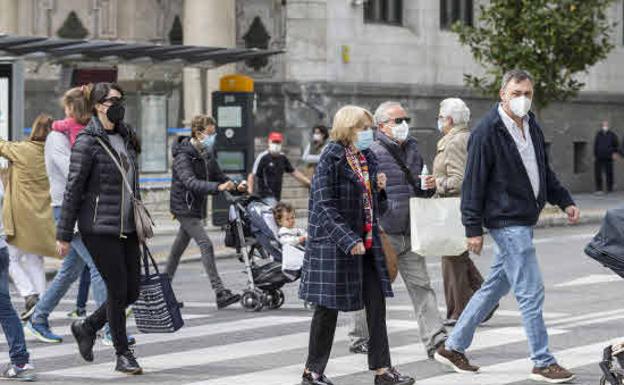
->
[170, 136, 228, 219]
[56, 117, 141, 242]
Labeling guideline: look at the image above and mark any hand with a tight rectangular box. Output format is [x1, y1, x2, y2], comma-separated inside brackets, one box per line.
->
[218, 181, 236, 192]
[565, 205, 580, 225]
[422, 175, 436, 190]
[351, 242, 366, 256]
[299, 235, 307, 244]
[467, 236, 484, 255]
[377, 173, 387, 191]
[237, 181, 248, 193]
[56, 240, 70, 257]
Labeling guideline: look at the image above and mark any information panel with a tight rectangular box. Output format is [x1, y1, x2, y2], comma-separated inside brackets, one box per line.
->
[139, 94, 168, 173]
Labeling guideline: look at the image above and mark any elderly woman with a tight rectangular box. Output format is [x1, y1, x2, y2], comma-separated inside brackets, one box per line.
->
[299, 106, 413, 385]
[433, 98, 493, 326]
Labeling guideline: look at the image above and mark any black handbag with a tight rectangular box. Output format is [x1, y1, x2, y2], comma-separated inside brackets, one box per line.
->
[132, 245, 184, 333]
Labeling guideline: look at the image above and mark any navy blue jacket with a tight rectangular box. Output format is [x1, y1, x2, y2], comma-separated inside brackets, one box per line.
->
[298, 142, 393, 311]
[461, 105, 575, 237]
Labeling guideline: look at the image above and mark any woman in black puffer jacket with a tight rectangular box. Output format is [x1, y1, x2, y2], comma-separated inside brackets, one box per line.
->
[56, 82, 143, 375]
[166, 115, 242, 309]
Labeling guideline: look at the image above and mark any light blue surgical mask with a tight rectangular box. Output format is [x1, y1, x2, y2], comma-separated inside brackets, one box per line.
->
[201, 133, 216, 149]
[355, 128, 374, 151]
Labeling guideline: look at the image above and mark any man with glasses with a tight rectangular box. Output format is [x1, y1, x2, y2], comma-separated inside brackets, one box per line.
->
[348, 101, 448, 360]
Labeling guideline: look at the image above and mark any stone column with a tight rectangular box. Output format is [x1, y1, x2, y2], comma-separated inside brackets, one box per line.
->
[0, 0, 18, 34]
[183, 0, 236, 123]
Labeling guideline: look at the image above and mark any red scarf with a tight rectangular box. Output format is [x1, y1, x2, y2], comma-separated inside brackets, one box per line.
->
[345, 147, 373, 249]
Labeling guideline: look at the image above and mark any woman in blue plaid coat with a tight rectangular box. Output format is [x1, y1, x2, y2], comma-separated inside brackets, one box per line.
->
[299, 106, 414, 385]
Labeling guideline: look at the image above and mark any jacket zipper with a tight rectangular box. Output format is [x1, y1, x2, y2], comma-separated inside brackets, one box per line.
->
[93, 196, 100, 224]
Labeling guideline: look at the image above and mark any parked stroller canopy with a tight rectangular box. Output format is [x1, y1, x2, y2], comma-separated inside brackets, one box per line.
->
[585, 205, 624, 278]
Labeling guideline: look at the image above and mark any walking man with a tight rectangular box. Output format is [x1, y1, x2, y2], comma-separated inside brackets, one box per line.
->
[594, 120, 619, 194]
[434, 69, 580, 384]
[349, 101, 448, 359]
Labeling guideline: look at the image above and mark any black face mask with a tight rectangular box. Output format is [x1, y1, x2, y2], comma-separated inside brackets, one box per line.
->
[106, 103, 125, 124]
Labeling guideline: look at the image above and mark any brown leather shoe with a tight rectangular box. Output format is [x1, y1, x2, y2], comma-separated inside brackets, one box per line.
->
[530, 364, 575, 384]
[433, 345, 479, 373]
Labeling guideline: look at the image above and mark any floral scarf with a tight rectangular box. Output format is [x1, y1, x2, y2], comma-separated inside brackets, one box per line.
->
[345, 146, 374, 249]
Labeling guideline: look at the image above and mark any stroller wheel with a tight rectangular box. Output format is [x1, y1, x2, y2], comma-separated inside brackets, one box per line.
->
[267, 289, 285, 310]
[241, 290, 264, 312]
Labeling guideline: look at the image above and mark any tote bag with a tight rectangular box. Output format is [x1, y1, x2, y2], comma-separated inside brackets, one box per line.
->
[132, 245, 184, 333]
[410, 197, 466, 257]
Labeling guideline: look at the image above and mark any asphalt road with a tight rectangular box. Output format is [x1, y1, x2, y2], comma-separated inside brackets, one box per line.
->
[5, 223, 623, 385]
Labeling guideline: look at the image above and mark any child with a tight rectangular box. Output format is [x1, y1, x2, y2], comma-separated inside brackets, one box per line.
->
[274, 202, 307, 247]
[51, 84, 93, 146]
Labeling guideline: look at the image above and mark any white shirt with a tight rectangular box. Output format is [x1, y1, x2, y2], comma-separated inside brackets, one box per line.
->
[498, 104, 540, 198]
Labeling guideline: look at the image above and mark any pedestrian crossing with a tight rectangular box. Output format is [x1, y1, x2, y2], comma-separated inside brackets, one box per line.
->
[0, 300, 620, 385]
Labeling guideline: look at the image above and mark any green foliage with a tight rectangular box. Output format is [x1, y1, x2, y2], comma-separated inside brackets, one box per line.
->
[452, 0, 616, 109]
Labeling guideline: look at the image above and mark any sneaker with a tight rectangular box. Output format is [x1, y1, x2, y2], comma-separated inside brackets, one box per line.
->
[115, 350, 143, 375]
[19, 295, 39, 321]
[216, 289, 241, 309]
[25, 321, 63, 344]
[301, 371, 334, 385]
[530, 364, 575, 384]
[374, 368, 415, 385]
[70, 320, 96, 362]
[349, 343, 368, 354]
[66, 308, 87, 319]
[101, 330, 136, 346]
[0, 363, 36, 382]
[434, 345, 479, 373]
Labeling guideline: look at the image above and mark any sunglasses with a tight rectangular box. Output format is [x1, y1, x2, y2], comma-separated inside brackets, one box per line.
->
[102, 96, 124, 104]
[392, 117, 411, 124]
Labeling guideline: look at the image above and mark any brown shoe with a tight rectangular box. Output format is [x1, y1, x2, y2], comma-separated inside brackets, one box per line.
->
[530, 364, 575, 384]
[433, 345, 479, 373]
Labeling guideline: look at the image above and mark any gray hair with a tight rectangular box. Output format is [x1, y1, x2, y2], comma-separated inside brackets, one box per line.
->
[439, 98, 470, 126]
[501, 69, 534, 90]
[373, 101, 404, 126]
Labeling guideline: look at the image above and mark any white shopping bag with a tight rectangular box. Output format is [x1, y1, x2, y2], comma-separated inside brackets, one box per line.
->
[282, 244, 305, 272]
[410, 197, 467, 256]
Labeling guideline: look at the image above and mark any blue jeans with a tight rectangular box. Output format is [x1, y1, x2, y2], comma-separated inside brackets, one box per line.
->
[0, 246, 30, 365]
[445, 226, 556, 368]
[31, 207, 107, 325]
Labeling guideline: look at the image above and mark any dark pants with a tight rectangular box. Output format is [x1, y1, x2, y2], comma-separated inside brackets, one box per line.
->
[82, 234, 141, 355]
[441, 252, 484, 320]
[305, 255, 391, 373]
[0, 246, 29, 366]
[595, 158, 614, 192]
[76, 266, 91, 310]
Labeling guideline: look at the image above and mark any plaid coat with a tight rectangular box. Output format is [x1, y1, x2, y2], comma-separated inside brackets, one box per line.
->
[298, 142, 393, 311]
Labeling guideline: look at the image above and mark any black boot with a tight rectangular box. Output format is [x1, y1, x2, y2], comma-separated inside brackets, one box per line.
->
[374, 368, 415, 385]
[70, 320, 96, 362]
[115, 350, 143, 375]
[216, 289, 241, 309]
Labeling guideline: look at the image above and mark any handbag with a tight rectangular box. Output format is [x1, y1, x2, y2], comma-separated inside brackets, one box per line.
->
[379, 229, 398, 283]
[132, 244, 184, 333]
[410, 197, 466, 256]
[95, 137, 154, 242]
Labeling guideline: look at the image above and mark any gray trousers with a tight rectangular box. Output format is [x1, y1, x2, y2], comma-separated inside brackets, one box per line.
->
[165, 216, 225, 293]
[349, 233, 447, 353]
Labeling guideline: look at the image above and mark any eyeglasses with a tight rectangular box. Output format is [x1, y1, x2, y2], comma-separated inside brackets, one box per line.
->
[392, 117, 411, 124]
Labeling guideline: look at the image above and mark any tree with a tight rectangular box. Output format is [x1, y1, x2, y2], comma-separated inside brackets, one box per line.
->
[452, 0, 616, 111]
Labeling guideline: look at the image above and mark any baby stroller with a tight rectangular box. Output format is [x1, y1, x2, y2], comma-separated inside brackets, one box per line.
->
[223, 191, 303, 312]
[585, 206, 624, 384]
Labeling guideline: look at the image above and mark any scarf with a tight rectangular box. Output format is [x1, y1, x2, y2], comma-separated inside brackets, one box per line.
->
[345, 146, 374, 249]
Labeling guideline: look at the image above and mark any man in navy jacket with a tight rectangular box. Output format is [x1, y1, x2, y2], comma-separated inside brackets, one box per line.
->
[434, 70, 580, 384]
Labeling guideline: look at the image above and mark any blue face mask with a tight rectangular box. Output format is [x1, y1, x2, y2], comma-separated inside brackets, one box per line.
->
[355, 128, 374, 151]
[201, 133, 216, 149]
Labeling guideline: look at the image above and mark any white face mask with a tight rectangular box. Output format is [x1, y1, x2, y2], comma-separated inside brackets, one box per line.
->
[269, 143, 282, 153]
[391, 121, 409, 142]
[437, 118, 446, 133]
[313, 133, 323, 142]
[602, 125, 609, 132]
[508, 96, 532, 118]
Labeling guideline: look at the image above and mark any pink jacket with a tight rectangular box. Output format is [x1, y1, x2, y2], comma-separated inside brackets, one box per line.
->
[51, 118, 86, 147]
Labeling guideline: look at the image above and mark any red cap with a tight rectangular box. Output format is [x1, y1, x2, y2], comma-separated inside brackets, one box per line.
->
[268, 132, 284, 143]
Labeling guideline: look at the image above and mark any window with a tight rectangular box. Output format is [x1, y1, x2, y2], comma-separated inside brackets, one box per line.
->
[364, 0, 403, 25]
[440, 0, 473, 30]
[573, 142, 588, 174]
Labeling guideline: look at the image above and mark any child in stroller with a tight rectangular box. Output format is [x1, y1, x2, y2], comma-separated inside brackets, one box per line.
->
[585, 206, 624, 384]
[223, 191, 302, 311]
[273, 202, 307, 279]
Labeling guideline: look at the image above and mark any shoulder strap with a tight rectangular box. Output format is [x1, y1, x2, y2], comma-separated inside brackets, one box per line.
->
[377, 139, 420, 195]
[95, 137, 134, 198]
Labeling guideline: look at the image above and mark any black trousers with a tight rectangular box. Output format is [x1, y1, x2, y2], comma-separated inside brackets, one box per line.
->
[82, 233, 141, 355]
[595, 158, 614, 192]
[305, 254, 391, 373]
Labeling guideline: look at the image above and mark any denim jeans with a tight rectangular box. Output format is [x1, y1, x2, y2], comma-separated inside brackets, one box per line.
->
[445, 226, 556, 368]
[0, 246, 30, 366]
[31, 207, 107, 325]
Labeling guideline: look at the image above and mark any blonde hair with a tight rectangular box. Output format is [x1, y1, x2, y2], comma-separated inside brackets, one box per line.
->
[330, 105, 373, 145]
[62, 84, 93, 125]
